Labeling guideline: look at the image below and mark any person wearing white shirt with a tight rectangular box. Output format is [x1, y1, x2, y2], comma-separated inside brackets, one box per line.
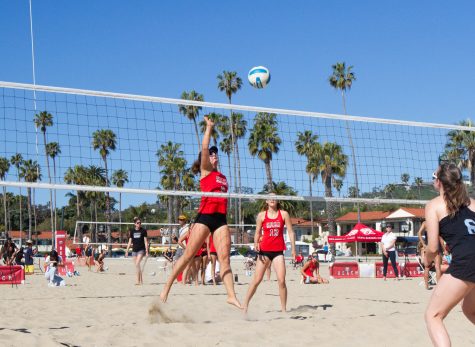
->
[380, 223, 399, 280]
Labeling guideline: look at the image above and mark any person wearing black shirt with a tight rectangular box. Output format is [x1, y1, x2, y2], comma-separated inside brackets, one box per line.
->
[424, 164, 475, 345]
[125, 217, 149, 285]
[24, 240, 35, 274]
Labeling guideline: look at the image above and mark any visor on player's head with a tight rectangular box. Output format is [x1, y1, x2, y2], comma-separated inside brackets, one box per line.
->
[209, 146, 218, 155]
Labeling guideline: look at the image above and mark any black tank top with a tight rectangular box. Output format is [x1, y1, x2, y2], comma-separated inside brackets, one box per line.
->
[439, 206, 475, 282]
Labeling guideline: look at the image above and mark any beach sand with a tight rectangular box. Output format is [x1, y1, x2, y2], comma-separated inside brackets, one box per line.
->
[1, 258, 473, 347]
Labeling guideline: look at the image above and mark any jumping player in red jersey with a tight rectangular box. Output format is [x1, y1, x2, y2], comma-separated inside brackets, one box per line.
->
[243, 195, 296, 313]
[160, 116, 241, 308]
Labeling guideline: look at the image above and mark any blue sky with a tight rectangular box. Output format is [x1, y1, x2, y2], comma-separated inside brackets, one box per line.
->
[1, 1, 474, 209]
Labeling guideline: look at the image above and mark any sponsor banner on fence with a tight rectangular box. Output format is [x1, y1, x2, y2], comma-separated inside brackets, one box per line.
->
[0, 265, 25, 284]
[330, 262, 360, 279]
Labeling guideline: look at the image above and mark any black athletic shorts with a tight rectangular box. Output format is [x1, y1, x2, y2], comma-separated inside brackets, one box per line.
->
[210, 252, 217, 256]
[259, 250, 284, 261]
[194, 213, 227, 233]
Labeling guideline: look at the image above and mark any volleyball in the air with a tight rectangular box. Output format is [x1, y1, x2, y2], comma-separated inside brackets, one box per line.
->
[248, 66, 271, 89]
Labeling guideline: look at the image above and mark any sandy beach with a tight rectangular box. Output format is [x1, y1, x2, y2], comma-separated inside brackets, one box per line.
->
[0, 258, 473, 347]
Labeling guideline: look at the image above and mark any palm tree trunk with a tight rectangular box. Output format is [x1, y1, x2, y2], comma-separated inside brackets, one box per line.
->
[341, 91, 360, 223]
[235, 141, 243, 240]
[309, 174, 314, 236]
[94, 201, 98, 243]
[470, 152, 475, 187]
[27, 188, 32, 241]
[43, 132, 55, 246]
[18, 176, 22, 234]
[325, 173, 336, 255]
[265, 159, 273, 190]
[119, 192, 122, 244]
[103, 156, 111, 255]
[53, 159, 57, 233]
[33, 189, 38, 246]
[3, 187, 7, 237]
[193, 118, 201, 153]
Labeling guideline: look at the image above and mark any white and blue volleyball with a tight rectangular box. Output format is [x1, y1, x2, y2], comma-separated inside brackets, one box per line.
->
[248, 66, 271, 89]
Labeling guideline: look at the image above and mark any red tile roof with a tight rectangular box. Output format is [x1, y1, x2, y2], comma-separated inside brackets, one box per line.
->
[336, 211, 392, 222]
[400, 207, 425, 218]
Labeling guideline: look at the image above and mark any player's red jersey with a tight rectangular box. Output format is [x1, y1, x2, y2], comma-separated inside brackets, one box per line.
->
[198, 171, 228, 214]
[259, 209, 286, 252]
[304, 261, 317, 277]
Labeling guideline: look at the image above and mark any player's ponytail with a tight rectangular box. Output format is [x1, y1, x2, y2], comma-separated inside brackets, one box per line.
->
[437, 163, 470, 217]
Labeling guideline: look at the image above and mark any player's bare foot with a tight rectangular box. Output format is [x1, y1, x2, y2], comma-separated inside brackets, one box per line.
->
[160, 290, 168, 303]
[227, 297, 243, 309]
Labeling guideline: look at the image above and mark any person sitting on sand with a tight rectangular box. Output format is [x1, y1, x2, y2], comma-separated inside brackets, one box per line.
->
[301, 252, 329, 284]
[45, 250, 65, 287]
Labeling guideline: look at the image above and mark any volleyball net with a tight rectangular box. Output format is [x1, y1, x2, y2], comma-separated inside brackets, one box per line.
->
[0, 81, 473, 233]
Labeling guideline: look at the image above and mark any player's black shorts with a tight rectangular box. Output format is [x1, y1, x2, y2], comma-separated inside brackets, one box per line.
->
[194, 213, 227, 233]
[259, 250, 284, 261]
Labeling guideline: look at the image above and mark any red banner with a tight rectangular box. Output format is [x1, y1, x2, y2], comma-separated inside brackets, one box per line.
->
[55, 230, 67, 262]
[375, 262, 401, 278]
[402, 262, 424, 277]
[329, 262, 360, 278]
[0, 265, 25, 285]
[58, 261, 75, 276]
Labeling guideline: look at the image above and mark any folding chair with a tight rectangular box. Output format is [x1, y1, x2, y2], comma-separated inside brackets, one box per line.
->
[417, 256, 437, 287]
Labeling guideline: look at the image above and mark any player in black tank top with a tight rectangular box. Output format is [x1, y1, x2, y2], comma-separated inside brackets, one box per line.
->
[424, 163, 475, 346]
[439, 206, 475, 283]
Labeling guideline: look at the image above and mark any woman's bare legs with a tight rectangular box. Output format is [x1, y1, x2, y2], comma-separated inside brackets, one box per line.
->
[160, 225, 209, 302]
[134, 253, 144, 285]
[272, 255, 288, 312]
[425, 274, 475, 346]
[243, 255, 271, 313]
[213, 225, 241, 309]
[462, 287, 475, 324]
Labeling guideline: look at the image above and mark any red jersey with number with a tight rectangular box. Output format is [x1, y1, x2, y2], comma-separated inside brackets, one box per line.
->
[198, 171, 228, 214]
[304, 261, 317, 277]
[259, 209, 286, 252]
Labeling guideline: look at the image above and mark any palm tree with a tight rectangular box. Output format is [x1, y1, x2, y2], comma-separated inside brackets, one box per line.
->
[10, 154, 23, 235]
[295, 130, 319, 235]
[199, 112, 222, 146]
[92, 129, 117, 253]
[329, 62, 359, 221]
[179, 90, 204, 152]
[217, 71, 243, 226]
[414, 177, 423, 199]
[111, 169, 129, 243]
[157, 141, 187, 225]
[0, 157, 10, 235]
[260, 181, 299, 216]
[84, 165, 106, 243]
[64, 165, 88, 224]
[384, 183, 396, 199]
[34, 110, 55, 242]
[248, 112, 281, 189]
[443, 119, 475, 186]
[401, 173, 410, 187]
[307, 142, 348, 244]
[46, 142, 61, 233]
[19, 159, 41, 241]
